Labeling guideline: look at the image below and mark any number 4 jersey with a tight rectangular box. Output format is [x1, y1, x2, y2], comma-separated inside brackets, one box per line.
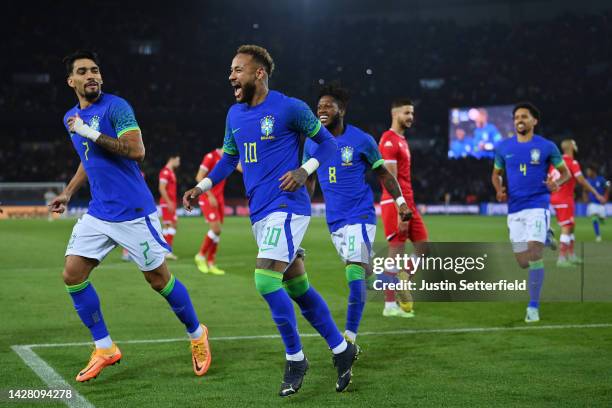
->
[494, 135, 563, 214]
[63, 93, 156, 222]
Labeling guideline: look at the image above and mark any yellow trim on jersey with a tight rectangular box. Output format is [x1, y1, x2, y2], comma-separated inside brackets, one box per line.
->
[117, 126, 140, 138]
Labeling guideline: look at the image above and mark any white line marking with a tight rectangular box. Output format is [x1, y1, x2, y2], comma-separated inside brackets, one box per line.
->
[16, 323, 612, 349]
[11, 345, 94, 408]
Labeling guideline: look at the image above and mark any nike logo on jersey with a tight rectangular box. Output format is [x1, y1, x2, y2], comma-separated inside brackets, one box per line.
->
[505, 154, 514, 158]
[231, 128, 241, 134]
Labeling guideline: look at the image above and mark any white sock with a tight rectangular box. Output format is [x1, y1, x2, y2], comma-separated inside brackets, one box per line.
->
[188, 325, 204, 340]
[332, 339, 348, 355]
[344, 330, 357, 342]
[94, 335, 113, 349]
[195, 253, 205, 260]
[286, 350, 305, 361]
[385, 301, 397, 309]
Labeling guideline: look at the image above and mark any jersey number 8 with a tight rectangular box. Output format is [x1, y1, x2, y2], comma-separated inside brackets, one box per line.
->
[328, 166, 337, 183]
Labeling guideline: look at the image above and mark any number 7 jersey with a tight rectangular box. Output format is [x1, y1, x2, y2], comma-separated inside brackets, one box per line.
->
[494, 134, 563, 214]
[222, 90, 322, 223]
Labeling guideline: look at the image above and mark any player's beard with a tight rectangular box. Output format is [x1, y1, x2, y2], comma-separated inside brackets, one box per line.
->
[240, 81, 256, 104]
[82, 85, 101, 102]
[324, 112, 341, 131]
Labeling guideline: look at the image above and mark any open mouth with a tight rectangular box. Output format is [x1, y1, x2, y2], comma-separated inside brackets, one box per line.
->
[319, 114, 329, 124]
[85, 81, 98, 90]
[232, 83, 242, 99]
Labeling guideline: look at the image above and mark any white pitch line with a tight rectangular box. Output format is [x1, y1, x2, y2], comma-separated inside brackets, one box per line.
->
[16, 322, 612, 349]
[10, 345, 94, 408]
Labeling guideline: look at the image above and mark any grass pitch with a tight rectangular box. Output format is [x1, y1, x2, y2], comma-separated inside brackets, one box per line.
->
[1, 215, 611, 407]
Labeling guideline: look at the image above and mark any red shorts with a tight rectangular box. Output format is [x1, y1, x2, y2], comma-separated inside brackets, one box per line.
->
[161, 205, 177, 224]
[551, 201, 575, 227]
[199, 196, 224, 223]
[381, 199, 428, 243]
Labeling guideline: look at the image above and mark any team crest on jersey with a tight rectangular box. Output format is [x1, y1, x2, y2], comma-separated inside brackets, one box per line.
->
[530, 148, 541, 164]
[260, 115, 275, 139]
[89, 115, 100, 132]
[341, 146, 354, 166]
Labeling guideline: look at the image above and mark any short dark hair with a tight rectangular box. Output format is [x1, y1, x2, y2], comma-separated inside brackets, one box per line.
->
[63, 50, 100, 77]
[391, 98, 413, 109]
[513, 102, 541, 121]
[318, 83, 350, 109]
[237, 44, 275, 77]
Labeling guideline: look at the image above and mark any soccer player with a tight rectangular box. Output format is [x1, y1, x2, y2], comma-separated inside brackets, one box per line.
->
[50, 50, 211, 382]
[378, 99, 429, 318]
[304, 84, 411, 343]
[585, 165, 610, 242]
[183, 45, 358, 396]
[492, 102, 570, 323]
[194, 147, 228, 275]
[159, 154, 181, 260]
[549, 140, 606, 266]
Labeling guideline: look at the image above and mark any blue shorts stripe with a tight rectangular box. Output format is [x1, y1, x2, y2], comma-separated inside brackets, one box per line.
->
[145, 215, 172, 252]
[361, 223, 372, 254]
[284, 213, 294, 262]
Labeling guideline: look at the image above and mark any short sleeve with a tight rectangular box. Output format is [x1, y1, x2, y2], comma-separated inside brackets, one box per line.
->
[549, 143, 564, 168]
[202, 153, 215, 170]
[159, 169, 169, 183]
[108, 98, 140, 137]
[362, 134, 384, 169]
[571, 160, 582, 177]
[302, 139, 313, 164]
[288, 98, 321, 137]
[379, 134, 399, 162]
[222, 112, 239, 155]
[494, 148, 505, 170]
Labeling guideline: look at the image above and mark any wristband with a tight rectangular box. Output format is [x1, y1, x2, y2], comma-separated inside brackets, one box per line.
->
[395, 196, 407, 207]
[195, 177, 213, 193]
[300, 158, 320, 176]
[73, 118, 101, 142]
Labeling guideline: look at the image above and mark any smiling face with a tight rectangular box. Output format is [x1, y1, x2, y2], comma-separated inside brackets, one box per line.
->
[317, 95, 344, 130]
[392, 104, 414, 130]
[67, 58, 103, 101]
[228, 53, 266, 104]
[513, 108, 537, 136]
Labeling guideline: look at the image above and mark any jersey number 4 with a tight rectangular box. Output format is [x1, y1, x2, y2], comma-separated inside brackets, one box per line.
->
[244, 142, 257, 163]
[520, 163, 527, 176]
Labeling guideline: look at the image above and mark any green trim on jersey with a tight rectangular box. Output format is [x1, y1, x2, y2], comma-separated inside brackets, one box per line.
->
[117, 126, 140, 138]
[371, 158, 385, 169]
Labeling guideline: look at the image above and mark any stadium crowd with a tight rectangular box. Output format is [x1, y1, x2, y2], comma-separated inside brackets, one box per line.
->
[2, 3, 610, 204]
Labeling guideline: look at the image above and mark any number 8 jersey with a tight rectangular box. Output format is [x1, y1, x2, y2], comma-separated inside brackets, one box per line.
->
[494, 134, 563, 214]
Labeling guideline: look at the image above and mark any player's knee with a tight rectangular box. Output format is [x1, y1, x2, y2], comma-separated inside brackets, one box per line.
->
[254, 269, 283, 295]
[212, 225, 221, 235]
[62, 268, 85, 285]
[143, 269, 170, 292]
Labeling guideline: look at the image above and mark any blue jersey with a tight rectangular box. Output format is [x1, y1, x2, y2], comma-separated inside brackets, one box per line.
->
[587, 176, 608, 203]
[222, 90, 322, 223]
[303, 125, 383, 233]
[494, 134, 563, 214]
[63, 93, 156, 222]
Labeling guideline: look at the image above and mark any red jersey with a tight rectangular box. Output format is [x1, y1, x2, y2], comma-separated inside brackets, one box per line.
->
[550, 154, 582, 203]
[200, 149, 226, 198]
[379, 129, 414, 202]
[159, 166, 177, 205]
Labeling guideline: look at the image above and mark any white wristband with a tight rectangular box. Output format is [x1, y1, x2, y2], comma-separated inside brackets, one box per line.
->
[81, 127, 101, 142]
[395, 196, 407, 207]
[300, 158, 320, 176]
[196, 177, 213, 193]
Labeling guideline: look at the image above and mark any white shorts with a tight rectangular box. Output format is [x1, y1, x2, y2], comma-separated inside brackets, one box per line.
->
[65, 212, 170, 271]
[507, 208, 550, 253]
[331, 223, 376, 264]
[587, 203, 606, 218]
[251, 212, 310, 263]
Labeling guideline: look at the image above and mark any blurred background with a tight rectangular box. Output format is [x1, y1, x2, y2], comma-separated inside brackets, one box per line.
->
[1, 0, 611, 210]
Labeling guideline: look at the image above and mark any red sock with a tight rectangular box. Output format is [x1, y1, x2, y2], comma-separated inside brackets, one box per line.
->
[384, 272, 396, 302]
[164, 234, 174, 248]
[199, 235, 213, 257]
[569, 239, 575, 257]
[207, 242, 218, 264]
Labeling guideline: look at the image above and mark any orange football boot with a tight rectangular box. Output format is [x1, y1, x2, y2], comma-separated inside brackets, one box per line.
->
[191, 324, 212, 376]
[76, 343, 122, 382]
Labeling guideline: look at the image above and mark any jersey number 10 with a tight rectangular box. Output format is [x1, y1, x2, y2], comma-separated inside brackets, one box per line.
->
[244, 142, 257, 163]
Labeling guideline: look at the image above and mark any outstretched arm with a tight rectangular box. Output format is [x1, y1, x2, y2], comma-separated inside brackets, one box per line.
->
[183, 153, 239, 210]
[576, 174, 606, 203]
[49, 163, 88, 213]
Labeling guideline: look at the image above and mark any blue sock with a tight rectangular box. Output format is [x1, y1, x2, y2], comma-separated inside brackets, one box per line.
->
[67, 280, 109, 341]
[593, 218, 600, 237]
[528, 260, 545, 308]
[262, 289, 302, 354]
[345, 264, 366, 335]
[159, 275, 200, 334]
[293, 287, 344, 350]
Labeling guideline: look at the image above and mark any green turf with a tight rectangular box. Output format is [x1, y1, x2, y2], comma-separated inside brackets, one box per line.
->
[1, 215, 611, 407]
